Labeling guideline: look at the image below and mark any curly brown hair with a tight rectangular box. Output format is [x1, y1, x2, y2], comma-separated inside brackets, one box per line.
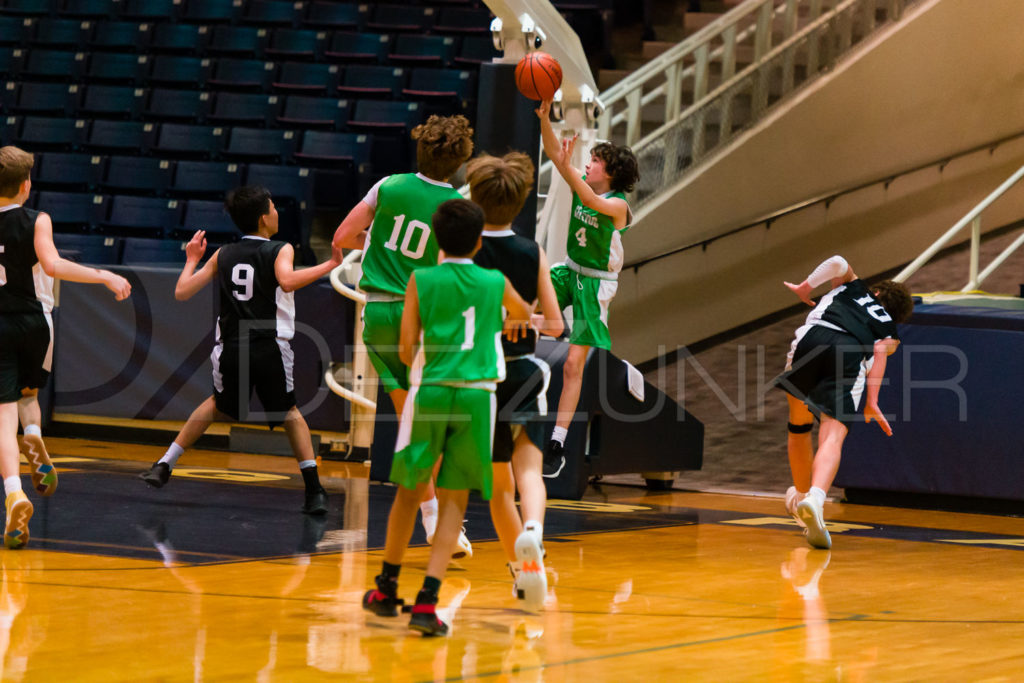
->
[0, 146, 34, 198]
[466, 152, 534, 225]
[591, 142, 639, 193]
[412, 114, 474, 181]
[872, 280, 914, 324]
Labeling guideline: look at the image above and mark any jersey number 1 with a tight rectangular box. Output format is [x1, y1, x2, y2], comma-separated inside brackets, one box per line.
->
[384, 214, 431, 260]
[461, 306, 475, 350]
[854, 294, 892, 322]
[231, 263, 254, 301]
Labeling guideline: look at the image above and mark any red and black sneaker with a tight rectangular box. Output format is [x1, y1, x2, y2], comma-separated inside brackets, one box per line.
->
[408, 604, 449, 637]
[362, 576, 403, 617]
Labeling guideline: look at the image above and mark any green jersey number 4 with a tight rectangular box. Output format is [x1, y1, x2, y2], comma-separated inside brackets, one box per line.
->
[384, 214, 431, 260]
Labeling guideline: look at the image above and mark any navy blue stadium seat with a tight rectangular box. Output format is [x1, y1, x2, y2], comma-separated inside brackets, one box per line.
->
[22, 49, 86, 81]
[18, 115, 88, 150]
[403, 68, 476, 111]
[0, 16, 28, 46]
[29, 17, 90, 48]
[455, 35, 500, 66]
[337, 65, 407, 99]
[272, 61, 339, 96]
[207, 58, 276, 92]
[0, 115, 20, 145]
[246, 162, 313, 207]
[121, 0, 179, 21]
[85, 51, 149, 84]
[264, 28, 324, 61]
[153, 122, 226, 159]
[170, 160, 244, 199]
[293, 130, 371, 167]
[224, 127, 297, 163]
[207, 92, 281, 127]
[277, 94, 349, 130]
[348, 100, 423, 134]
[61, 0, 118, 19]
[304, 2, 366, 30]
[37, 191, 108, 233]
[101, 155, 173, 194]
[388, 35, 457, 67]
[150, 55, 212, 88]
[433, 7, 491, 35]
[150, 22, 210, 54]
[144, 88, 211, 123]
[103, 195, 183, 237]
[243, 0, 300, 27]
[120, 236, 188, 264]
[89, 20, 152, 52]
[181, 0, 238, 24]
[177, 199, 238, 242]
[76, 84, 145, 119]
[366, 4, 435, 33]
[35, 151, 104, 190]
[325, 31, 391, 64]
[12, 82, 78, 116]
[208, 25, 269, 59]
[52, 231, 121, 262]
[84, 119, 156, 153]
[0, 0, 55, 17]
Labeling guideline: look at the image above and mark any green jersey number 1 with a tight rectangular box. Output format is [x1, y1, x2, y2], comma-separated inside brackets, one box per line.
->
[384, 214, 431, 260]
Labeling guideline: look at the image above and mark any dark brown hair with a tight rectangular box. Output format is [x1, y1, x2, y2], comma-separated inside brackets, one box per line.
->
[412, 115, 474, 181]
[432, 198, 484, 257]
[872, 280, 914, 324]
[0, 146, 35, 198]
[466, 152, 534, 225]
[591, 142, 639, 193]
[224, 185, 271, 234]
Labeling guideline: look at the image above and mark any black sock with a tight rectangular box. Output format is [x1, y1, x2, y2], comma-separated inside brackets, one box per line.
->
[416, 575, 442, 605]
[381, 561, 401, 581]
[300, 465, 322, 493]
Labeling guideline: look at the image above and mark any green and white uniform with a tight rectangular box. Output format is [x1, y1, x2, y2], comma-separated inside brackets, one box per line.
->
[390, 259, 506, 499]
[359, 172, 461, 393]
[551, 185, 631, 350]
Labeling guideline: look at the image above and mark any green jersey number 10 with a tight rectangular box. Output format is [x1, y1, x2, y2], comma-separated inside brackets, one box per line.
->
[384, 214, 431, 260]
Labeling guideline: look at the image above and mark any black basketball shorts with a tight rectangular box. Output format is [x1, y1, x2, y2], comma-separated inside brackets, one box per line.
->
[0, 311, 52, 403]
[493, 355, 550, 463]
[212, 337, 296, 428]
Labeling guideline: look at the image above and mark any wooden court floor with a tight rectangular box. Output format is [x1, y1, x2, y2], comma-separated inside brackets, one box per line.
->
[3, 437, 1024, 681]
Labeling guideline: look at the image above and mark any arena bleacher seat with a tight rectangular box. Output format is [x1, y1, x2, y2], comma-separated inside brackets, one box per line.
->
[243, 0, 302, 28]
[52, 231, 121, 263]
[102, 194, 182, 238]
[85, 52, 149, 84]
[304, 2, 366, 31]
[61, 0, 117, 20]
[169, 160, 245, 199]
[272, 62, 340, 96]
[76, 84, 145, 119]
[325, 32, 392, 64]
[150, 22, 210, 54]
[152, 122, 226, 159]
[102, 155, 173, 194]
[223, 127, 297, 164]
[18, 115, 87, 150]
[29, 17, 89, 48]
[336, 65, 407, 100]
[120, 236, 188, 264]
[207, 92, 282, 127]
[143, 88, 211, 123]
[208, 25, 269, 59]
[83, 119, 156, 154]
[177, 198, 239, 242]
[89, 21, 152, 53]
[36, 190, 107, 232]
[35, 151, 104, 190]
[264, 28, 326, 62]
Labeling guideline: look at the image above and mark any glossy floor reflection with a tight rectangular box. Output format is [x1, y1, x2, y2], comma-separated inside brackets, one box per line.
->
[3, 438, 1024, 680]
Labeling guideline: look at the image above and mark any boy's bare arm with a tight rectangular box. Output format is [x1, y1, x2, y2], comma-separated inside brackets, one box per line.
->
[863, 338, 899, 436]
[34, 212, 131, 300]
[332, 200, 375, 251]
[399, 275, 422, 367]
[534, 248, 564, 338]
[175, 230, 219, 301]
[274, 243, 343, 293]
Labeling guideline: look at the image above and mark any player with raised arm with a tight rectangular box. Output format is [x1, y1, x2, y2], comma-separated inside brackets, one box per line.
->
[0, 146, 131, 548]
[140, 186, 341, 515]
[362, 199, 531, 636]
[535, 100, 639, 478]
[774, 255, 914, 549]
[332, 115, 475, 556]
[467, 152, 564, 610]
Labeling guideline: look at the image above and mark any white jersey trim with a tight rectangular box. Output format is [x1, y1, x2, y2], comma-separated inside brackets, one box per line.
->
[275, 286, 295, 340]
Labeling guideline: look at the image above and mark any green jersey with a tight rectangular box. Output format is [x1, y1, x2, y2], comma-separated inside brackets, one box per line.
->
[359, 173, 462, 296]
[414, 259, 506, 385]
[566, 185, 631, 273]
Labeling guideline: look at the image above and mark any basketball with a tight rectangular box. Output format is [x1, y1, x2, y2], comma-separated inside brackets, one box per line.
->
[515, 52, 563, 101]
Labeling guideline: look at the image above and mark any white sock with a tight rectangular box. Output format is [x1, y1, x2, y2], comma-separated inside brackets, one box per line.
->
[298, 459, 317, 469]
[159, 443, 185, 469]
[523, 520, 543, 539]
[551, 426, 567, 445]
[4, 476, 22, 497]
[23, 424, 41, 438]
[806, 487, 827, 507]
[421, 497, 438, 537]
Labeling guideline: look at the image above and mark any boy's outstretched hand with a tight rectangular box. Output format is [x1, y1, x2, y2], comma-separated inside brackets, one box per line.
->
[185, 230, 207, 262]
[864, 401, 893, 436]
[785, 280, 815, 307]
[535, 99, 551, 119]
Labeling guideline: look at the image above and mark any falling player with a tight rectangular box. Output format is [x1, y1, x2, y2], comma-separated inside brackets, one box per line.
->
[774, 255, 913, 549]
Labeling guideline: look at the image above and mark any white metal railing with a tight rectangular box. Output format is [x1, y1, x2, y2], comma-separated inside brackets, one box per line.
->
[584, 0, 915, 209]
[894, 164, 1024, 291]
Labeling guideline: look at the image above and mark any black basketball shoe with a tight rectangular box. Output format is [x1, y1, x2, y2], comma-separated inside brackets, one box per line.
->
[363, 575, 403, 617]
[302, 487, 328, 515]
[140, 462, 171, 488]
[409, 604, 449, 637]
[542, 440, 565, 478]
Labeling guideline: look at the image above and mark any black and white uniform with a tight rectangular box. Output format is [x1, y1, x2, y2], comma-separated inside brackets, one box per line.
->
[774, 279, 899, 423]
[0, 205, 54, 403]
[213, 236, 296, 426]
[474, 229, 550, 462]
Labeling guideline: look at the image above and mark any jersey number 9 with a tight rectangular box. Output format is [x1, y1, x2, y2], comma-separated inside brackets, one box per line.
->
[231, 263, 255, 301]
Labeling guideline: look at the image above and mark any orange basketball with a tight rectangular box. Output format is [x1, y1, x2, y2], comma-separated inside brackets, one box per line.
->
[515, 52, 563, 101]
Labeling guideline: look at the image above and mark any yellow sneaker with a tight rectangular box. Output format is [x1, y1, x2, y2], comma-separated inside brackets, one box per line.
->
[21, 434, 57, 497]
[4, 491, 33, 549]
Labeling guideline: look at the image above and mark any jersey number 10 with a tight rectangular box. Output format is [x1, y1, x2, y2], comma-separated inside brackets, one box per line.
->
[384, 214, 431, 260]
[855, 294, 892, 323]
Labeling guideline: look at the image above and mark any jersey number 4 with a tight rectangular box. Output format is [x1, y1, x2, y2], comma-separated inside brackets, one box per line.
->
[384, 214, 431, 260]
[575, 227, 587, 248]
[231, 263, 255, 301]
